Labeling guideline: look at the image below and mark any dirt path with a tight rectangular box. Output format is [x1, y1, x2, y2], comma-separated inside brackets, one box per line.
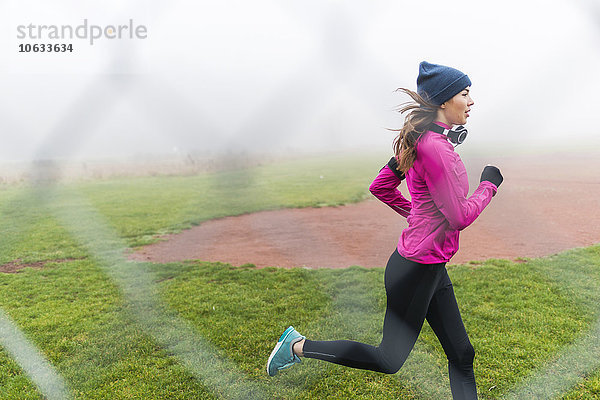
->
[130, 154, 600, 268]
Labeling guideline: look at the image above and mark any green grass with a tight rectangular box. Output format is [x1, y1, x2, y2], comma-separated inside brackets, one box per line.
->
[1, 152, 600, 399]
[74, 152, 385, 247]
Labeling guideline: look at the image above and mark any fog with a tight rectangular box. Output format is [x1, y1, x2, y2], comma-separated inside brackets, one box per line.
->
[1, 0, 599, 163]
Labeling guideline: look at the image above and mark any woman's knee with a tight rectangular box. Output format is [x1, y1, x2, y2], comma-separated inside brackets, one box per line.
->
[450, 341, 475, 368]
[379, 361, 402, 375]
[377, 352, 406, 374]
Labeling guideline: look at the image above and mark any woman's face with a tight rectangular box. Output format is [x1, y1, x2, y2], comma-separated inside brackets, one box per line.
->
[439, 87, 474, 126]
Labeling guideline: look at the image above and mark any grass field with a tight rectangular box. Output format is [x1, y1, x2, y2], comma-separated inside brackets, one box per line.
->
[1, 152, 600, 399]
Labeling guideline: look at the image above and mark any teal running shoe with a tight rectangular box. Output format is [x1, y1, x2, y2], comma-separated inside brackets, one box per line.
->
[266, 326, 305, 377]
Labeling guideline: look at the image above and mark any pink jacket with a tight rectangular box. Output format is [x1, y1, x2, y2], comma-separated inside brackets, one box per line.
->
[369, 122, 498, 264]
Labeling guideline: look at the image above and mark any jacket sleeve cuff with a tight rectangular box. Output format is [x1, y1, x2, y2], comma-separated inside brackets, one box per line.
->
[480, 180, 498, 196]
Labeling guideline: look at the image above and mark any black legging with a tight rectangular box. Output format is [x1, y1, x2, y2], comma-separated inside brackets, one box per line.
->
[303, 249, 477, 400]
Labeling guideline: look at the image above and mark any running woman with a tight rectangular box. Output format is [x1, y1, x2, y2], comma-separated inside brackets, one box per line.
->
[266, 61, 503, 400]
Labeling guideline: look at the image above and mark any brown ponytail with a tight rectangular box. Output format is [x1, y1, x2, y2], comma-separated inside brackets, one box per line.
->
[390, 88, 439, 173]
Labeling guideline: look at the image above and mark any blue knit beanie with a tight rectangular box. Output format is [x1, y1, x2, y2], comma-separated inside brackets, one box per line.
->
[416, 61, 471, 106]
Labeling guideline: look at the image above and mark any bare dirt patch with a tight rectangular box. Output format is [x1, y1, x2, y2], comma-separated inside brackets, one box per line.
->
[0, 258, 85, 273]
[130, 153, 600, 268]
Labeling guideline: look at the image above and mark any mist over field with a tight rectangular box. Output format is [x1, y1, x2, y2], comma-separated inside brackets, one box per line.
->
[1, 0, 599, 165]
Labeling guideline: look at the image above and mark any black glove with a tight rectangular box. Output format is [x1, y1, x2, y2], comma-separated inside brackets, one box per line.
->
[387, 157, 405, 180]
[480, 165, 503, 188]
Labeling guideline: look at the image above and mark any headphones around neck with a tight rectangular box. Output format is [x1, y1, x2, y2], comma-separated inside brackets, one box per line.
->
[428, 123, 468, 146]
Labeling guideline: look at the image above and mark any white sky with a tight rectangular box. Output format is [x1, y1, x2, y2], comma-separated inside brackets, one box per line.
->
[1, 0, 599, 161]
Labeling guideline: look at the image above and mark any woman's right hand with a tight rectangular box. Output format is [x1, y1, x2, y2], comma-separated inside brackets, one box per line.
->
[480, 165, 503, 188]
